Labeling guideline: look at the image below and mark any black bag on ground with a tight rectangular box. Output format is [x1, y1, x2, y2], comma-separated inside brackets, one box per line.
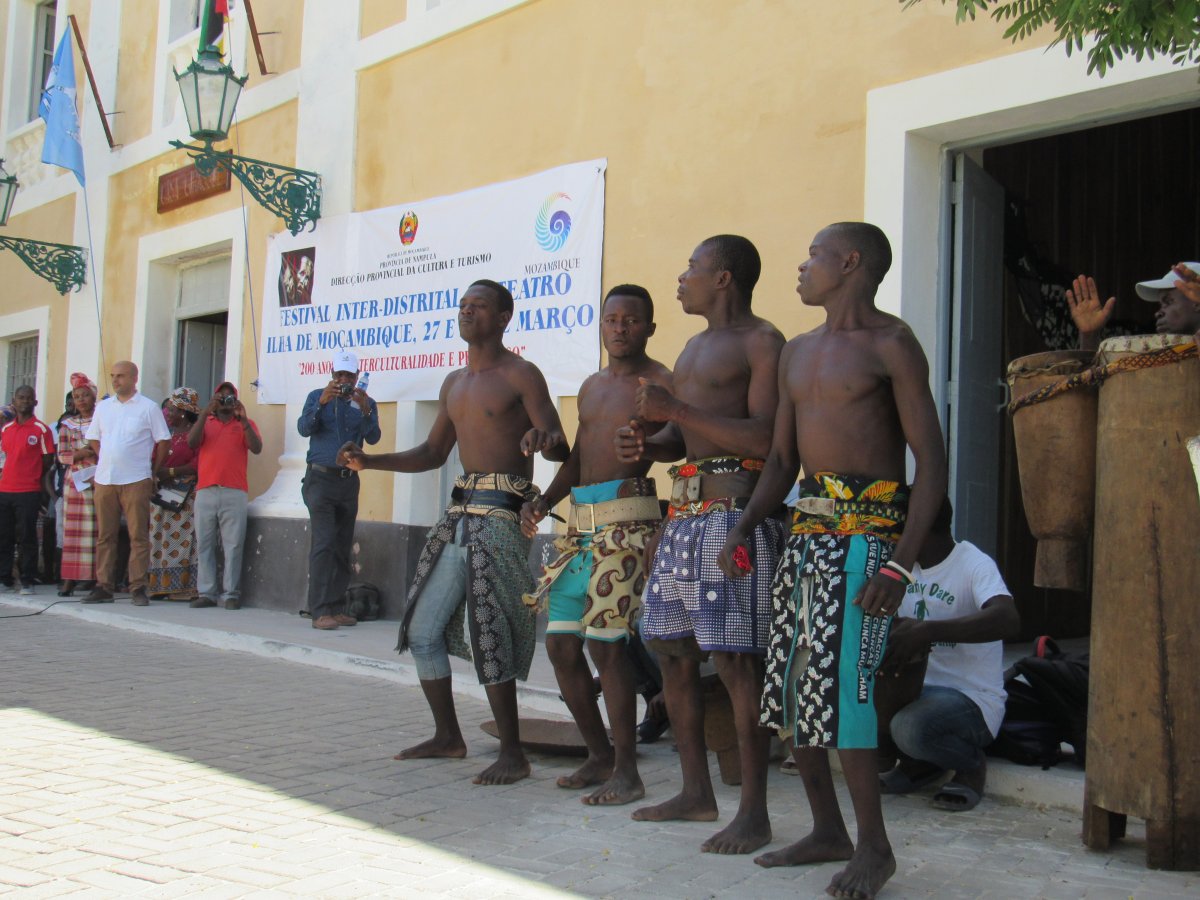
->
[989, 636, 1089, 769]
[344, 582, 382, 621]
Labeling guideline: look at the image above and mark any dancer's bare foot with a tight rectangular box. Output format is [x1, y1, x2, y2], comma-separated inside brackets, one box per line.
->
[631, 791, 718, 822]
[755, 831, 854, 868]
[556, 755, 613, 790]
[472, 747, 531, 785]
[702, 809, 772, 854]
[583, 769, 645, 806]
[826, 842, 896, 899]
[393, 735, 466, 760]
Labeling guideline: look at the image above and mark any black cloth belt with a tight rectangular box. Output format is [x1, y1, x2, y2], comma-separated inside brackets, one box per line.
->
[450, 486, 527, 512]
[307, 463, 357, 479]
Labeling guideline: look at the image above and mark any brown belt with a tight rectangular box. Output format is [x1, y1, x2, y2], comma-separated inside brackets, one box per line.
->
[568, 495, 662, 533]
[670, 470, 759, 506]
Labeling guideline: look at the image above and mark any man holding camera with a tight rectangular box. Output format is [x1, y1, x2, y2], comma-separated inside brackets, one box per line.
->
[297, 351, 380, 630]
[188, 381, 262, 610]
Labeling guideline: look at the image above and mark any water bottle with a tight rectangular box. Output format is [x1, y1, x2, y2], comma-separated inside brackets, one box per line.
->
[355, 371, 370, 392]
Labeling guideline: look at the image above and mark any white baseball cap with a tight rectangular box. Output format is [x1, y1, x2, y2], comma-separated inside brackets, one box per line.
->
[331, 350, 359, 374]
[1135, 263, 1200, 302]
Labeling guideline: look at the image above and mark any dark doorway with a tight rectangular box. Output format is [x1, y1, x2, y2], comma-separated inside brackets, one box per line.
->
[176, 312, 228, 397]
[981, 105, 1200, 639]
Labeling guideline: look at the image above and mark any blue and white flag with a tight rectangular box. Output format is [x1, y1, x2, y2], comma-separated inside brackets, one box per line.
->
[39, 30, 85, 187]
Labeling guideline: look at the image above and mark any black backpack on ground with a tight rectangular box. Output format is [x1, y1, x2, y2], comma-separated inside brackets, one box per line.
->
[344, 582, 382, 621]
[989, 636, 1089, 769]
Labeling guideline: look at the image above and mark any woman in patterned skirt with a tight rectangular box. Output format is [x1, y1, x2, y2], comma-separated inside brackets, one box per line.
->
[147, 387, 200, 600]
[57, 374, 98, 597]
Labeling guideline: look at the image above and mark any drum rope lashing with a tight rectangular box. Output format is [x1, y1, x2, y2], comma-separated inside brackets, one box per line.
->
[1008, 342, 1198, 414]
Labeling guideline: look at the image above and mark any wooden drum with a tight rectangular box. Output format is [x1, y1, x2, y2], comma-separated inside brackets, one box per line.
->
[1084, 334, 1200, 870]
[1006, 350, 1098, 591]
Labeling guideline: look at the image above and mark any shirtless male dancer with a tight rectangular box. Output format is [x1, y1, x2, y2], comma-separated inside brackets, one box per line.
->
[339, 279, 567, 785]
[719, 222, 947, 899]
[616, 235, 786, 854]
[521, 285, 672, 806]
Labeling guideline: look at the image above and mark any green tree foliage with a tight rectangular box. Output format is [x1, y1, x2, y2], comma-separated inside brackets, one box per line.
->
[903, 1, 1200, 75]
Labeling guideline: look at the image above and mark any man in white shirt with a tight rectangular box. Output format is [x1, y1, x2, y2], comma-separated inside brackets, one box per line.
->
[877, 498, 1020, 812]
[83, 361, 171, 606]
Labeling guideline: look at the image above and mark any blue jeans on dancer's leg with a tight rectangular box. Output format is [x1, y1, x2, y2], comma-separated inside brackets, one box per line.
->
[406, 541, 467, 681]
[890, 685, 993, 773]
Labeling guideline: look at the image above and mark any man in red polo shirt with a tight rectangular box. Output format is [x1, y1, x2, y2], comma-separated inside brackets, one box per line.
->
[0, 385, 55, 594]
[187, 381, 262, 610]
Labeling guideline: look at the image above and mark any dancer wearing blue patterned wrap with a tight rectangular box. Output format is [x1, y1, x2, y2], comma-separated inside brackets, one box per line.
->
[616, 235, 787, 855]
[719, 223, 946, 899]
[643, 457, 784, 654]
[759, 474, 908, 750]
[339, 279, 567, 788]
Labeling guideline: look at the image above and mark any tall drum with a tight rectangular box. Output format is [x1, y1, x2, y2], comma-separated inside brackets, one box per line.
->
[1006, 350, 1097, 591]
[1084, 334, 1200, 870]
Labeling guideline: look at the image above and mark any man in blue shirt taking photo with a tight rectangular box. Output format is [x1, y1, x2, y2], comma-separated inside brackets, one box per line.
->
[297, 350, 381, 630]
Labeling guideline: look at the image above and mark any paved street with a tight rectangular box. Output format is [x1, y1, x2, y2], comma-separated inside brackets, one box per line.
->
[0, 597, 1197, 898]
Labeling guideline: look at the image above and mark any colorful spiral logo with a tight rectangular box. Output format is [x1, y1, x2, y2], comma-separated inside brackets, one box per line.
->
[535, 192, 572, 252]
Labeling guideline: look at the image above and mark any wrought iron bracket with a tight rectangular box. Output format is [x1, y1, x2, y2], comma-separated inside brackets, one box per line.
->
[169, 140, 322, 235]
[0, 235, 87, 294]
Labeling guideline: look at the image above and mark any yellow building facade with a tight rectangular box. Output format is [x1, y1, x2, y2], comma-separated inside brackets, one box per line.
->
[2, 1, 1195, 611]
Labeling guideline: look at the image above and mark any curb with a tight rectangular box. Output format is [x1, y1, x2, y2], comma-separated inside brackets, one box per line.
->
[2, 595, 1086, 814]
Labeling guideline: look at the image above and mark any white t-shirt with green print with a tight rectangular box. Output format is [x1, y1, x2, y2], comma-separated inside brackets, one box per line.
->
[899, 541, 1012, 737]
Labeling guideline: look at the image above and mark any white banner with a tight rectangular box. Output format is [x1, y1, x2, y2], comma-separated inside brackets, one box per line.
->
[257, 159, 607, 404]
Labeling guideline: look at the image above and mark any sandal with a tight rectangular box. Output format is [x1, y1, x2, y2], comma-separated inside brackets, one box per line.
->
[57, 580, 76, 597]
[931, 758, 986, 811]
[879, 758, 944, 794]
[930, 780, 982, 811]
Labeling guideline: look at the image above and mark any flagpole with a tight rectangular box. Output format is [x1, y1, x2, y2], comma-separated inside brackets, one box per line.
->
[80, 185, 107, 388]
[67, 15, 115, 150]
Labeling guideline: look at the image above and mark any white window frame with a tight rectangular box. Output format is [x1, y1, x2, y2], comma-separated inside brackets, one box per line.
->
[28, 1, 57, 122]
[132, 210, 245, 403]
[0, 307, 50, 410]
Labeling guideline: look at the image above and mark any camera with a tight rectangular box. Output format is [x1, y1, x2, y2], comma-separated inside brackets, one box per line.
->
[220, 394, 239, 408]
[338, 383, 353, 397]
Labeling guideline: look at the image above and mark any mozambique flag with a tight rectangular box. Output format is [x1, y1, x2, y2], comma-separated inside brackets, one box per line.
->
[201, 0, 232, 57]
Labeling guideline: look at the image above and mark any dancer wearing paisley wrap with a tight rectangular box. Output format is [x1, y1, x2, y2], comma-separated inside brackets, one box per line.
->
[721, 224, 946, 899]
[339, 280, 567, 786]
[522, 285, 671, 806]
[616, 235, 786, 855]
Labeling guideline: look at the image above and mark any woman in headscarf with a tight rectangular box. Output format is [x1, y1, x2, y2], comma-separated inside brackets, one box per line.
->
[147, 387, 200, 600]
[56, 373, 98, 596]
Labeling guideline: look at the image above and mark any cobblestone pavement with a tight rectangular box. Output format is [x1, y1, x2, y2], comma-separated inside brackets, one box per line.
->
[1, 606, 1196, 898]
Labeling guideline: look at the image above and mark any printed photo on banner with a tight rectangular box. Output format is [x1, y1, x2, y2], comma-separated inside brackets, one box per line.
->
[257, 160, 607, 405]
[279, 248, 316, 308]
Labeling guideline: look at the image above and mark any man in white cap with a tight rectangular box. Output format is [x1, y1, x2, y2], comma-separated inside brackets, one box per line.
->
[1067, 262, 1200, 351]
[296, 350, 380, 629]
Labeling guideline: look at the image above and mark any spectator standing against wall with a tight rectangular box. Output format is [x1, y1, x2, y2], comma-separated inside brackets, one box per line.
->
[188, 381, 262, 610]
[57, 374, 99, 596]
[0, 385, 55, 594]
[83, 361, 171, 606]
[147, 388, 201, 601]
[296, 351, 380, 629]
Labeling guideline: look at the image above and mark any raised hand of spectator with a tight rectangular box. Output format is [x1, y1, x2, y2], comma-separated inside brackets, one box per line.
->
[1065, 275, 1115, 352]
[1173, 263, 1200, 306]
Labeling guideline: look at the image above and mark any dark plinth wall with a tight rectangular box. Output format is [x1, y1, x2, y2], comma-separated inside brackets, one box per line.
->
[240, 515, 553, 619]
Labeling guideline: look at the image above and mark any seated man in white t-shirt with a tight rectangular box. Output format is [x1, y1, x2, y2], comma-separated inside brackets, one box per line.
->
[877, 497, 1020, 812]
